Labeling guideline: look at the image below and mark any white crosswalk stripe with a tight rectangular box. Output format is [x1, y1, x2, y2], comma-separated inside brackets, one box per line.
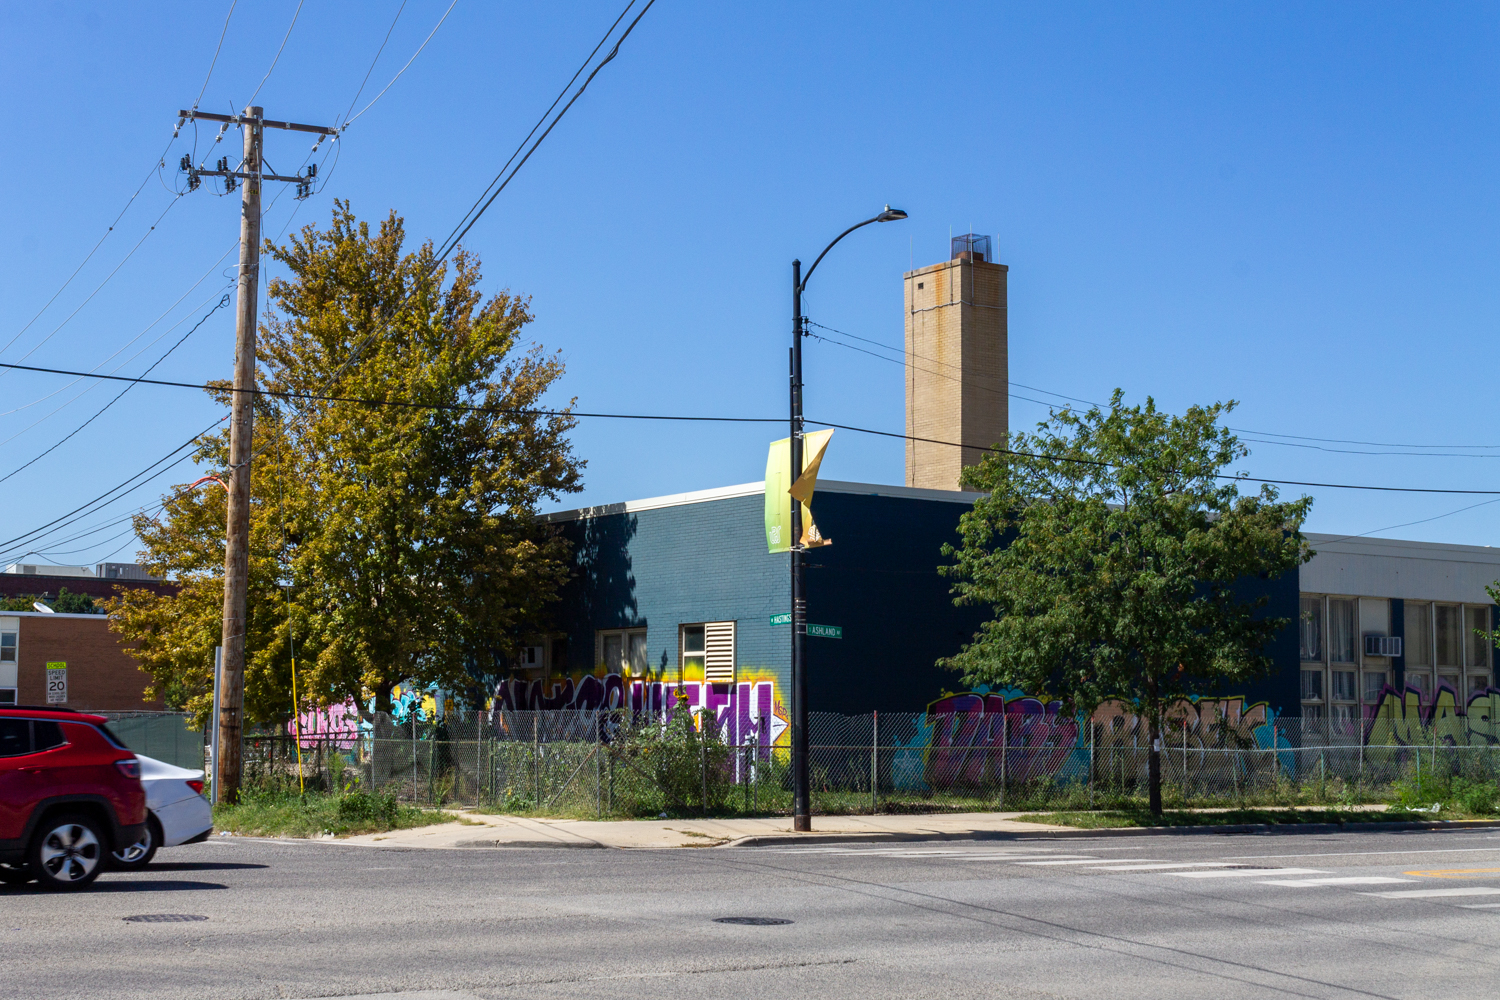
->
[1168, 867, 1330, 878]
[1088, 862, 1244, 871]
[1256, 877, 1414, 887]
[1363, 887, 1500, 899]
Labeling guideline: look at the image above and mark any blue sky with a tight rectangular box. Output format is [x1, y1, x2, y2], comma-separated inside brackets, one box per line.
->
[1, 1, 1498, 570]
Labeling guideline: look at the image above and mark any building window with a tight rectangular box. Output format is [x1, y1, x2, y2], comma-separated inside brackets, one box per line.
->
[1405, 601, 1432, 667]
[1299, 596, 1323, 662]
[0, 628, 15, 701]
[1363, 671, 1387, 703]
[1407, 671, 1429, 696]
[1465, 606, 1490, 670]
[597, 629, 647, 676]
[1468, 674, 1491, 700]
[1330, 704, 1356, 724]
[680, 621, 736, 683]
[1437, 604, 1462, 668]
[1331, 669, 1357, 703]
[1328, 599, 1356, 663]
[1301, 669, 1324, 703]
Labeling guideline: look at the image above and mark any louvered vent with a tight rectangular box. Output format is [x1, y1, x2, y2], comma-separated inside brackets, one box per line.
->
[704, 621, 736, 683]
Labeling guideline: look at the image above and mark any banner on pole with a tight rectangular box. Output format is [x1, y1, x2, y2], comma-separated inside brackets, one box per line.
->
[764, 429, 834, 553]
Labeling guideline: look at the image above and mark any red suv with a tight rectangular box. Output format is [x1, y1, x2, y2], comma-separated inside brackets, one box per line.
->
[0, 707, 147, 890]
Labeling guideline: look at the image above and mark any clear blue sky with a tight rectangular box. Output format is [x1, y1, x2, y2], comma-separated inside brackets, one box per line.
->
[1, 1, 1498, 570]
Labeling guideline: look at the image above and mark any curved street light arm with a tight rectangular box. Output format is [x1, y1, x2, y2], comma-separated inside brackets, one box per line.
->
[797, 215, 884, 294]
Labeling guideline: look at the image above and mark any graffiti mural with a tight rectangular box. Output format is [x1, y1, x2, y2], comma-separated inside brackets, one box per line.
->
[898, 687, 1294, 791]
[1365, 683, 1500, 752]
[493, 668, 790, 752]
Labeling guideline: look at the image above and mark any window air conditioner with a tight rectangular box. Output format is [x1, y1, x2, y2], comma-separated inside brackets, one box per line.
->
[1363, 635, 1402, 658]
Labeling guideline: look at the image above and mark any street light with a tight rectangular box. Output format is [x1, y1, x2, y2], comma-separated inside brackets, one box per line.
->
[790, 205, 908, 833]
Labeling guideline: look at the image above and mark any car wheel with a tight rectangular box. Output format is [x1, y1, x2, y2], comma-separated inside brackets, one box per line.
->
[109, 815, 160, 870]
[29, 814, 105, 890]
[0, 863, 33, 885]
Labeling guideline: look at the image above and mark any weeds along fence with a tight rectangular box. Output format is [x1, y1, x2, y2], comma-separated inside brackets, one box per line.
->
[231, 709, 1500, 817]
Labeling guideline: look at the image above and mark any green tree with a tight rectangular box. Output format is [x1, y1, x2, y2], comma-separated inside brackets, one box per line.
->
[941, 392, 1312, 814]
[108, 203, 582, 723]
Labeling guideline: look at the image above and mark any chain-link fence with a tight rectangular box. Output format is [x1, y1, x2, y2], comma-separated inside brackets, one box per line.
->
[223, 707, 1500, 817]
[103, 707, 1500, 815]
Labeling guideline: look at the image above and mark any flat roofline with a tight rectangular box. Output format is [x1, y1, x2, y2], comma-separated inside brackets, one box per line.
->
[541, 479, 988, 523]
[0, 611, 111, 621]
[1305, 533, 1500, 564]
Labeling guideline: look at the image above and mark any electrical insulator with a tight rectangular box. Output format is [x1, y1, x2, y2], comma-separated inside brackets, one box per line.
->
[179, 154, 191, 172]
[306, 163, 317, 179]
[187, 173, 201, 192]
[217, 157, 228, 172]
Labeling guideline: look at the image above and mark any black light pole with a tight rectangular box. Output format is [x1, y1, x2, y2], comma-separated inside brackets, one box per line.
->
[790, 205, 908, 833]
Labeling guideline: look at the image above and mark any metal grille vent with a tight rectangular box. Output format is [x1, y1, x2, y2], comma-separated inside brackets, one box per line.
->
[704, 621, 736, 683]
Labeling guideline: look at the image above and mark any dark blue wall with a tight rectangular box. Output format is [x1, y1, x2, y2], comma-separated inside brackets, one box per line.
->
[542, 486, 1302, 716]
[802, 489, 988, 714]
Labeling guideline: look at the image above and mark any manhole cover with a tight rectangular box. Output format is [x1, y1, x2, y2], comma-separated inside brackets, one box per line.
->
[714, 917, 793, 926]
[123, 914, 209, 924]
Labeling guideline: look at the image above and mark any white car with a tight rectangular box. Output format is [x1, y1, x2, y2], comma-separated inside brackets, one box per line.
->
[109, 754, 213, 870]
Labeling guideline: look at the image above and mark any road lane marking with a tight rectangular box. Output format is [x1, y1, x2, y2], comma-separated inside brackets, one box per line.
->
[1460, 903, 1500, 908]
[1255, 877, 1415, 887]
[1404, 868, 1500, 878]
[1362, 887, 1500, 899]
[1223, 847, 1500, 861]
[1013, 858, 1113, 865]
[1087, 862, 1244, 871]
[1169, 868, 1329, 878]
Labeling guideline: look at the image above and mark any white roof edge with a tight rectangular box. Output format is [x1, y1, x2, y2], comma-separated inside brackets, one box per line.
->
[0, 611, 111, 621]
[540, 479, 986, 522]
[1305, 533, 1500, 562]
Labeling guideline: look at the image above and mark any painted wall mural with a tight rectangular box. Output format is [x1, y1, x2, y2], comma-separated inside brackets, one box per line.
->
[494, 668, 790, 751]
[902, 687, 1292, 791]
[1365, 684, 1500, 752]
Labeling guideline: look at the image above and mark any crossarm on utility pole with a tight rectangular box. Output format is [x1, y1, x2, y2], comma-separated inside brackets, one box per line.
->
[178, 110, 339, 135]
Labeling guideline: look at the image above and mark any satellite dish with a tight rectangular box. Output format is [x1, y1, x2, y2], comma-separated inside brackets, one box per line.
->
[33, 602, 54, 614]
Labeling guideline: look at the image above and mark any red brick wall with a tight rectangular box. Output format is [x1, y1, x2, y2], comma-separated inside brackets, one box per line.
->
[15, 615, 162, 711]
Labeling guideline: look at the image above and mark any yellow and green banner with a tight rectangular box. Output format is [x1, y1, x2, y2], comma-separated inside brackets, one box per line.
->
[764, 429, 833, 554]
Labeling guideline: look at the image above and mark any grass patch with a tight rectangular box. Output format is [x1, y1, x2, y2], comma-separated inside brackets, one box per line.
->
[214, 786, 458, 838]
[1016, 808, 1452, 829]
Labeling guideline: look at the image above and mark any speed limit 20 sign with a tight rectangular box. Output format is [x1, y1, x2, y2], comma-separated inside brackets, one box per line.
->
[45, 662, 67, 704]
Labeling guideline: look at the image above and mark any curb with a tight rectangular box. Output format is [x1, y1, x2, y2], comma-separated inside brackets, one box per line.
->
[720, 818, 1500, 848]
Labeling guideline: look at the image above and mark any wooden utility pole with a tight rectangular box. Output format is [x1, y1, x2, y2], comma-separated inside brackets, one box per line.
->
[176, 105, 335, 803]
[217, 104, 262, 805]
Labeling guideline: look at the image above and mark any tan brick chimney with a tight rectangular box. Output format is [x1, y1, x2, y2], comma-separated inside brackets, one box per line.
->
[904, 234, 1008, 491]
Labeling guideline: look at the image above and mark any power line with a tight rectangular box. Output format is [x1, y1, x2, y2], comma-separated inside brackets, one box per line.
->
[0, 1, 237, 366]
[315, 0, 656, 397]
[0, 294, 233, 487]
[341, 0, 458, 128]
[802, 419, 1500, 497]
[804, 319, 1101, 409]
[4, 353, 1498, 498]
[805, 321, 1500, 461]
[245, 0, 306, 107]
[0, 415, 229, 560]
[340, 0, 407, 124]
[1229, 427, 1500, 452]
[192, 0, 238, 112]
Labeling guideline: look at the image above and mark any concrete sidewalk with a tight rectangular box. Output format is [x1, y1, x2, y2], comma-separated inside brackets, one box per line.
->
[340, 810, 1075, 850]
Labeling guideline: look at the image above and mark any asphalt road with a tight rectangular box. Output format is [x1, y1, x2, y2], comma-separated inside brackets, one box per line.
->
[5, 828, 1500, 999]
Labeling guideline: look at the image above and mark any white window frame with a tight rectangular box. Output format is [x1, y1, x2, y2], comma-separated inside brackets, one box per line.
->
[680, 621, 735, 684]
[0, 621, 16, 694]
[596, 628, 647, 676]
